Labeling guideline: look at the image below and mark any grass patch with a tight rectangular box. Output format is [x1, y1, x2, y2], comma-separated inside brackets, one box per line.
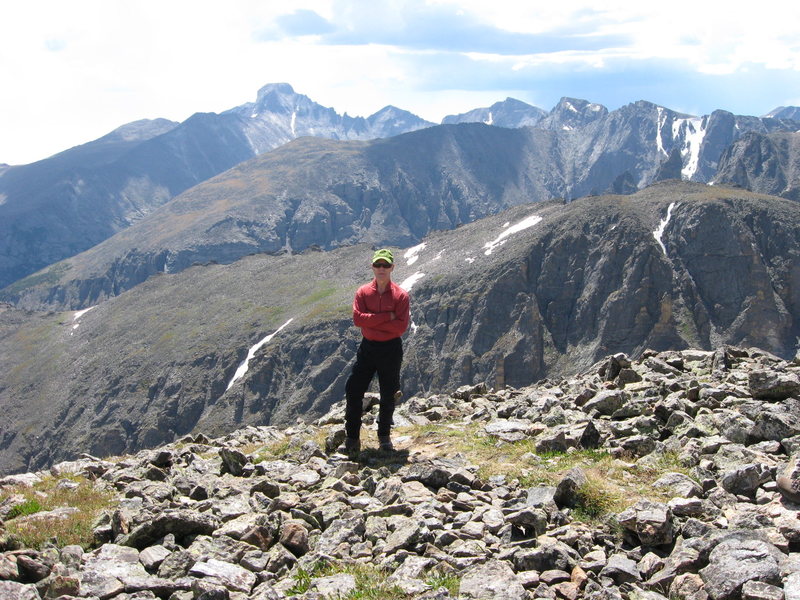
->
[397, 420, 690, 516]
[286, 561, 406, 599]
[251, 439, 293, 463]
[1, 475, 116, 550]
[573, 478, 626, 521]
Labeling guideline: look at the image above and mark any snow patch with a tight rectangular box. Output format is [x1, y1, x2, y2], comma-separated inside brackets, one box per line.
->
[673, 118, 707, 180]
[484, 111, 494, 125]
[465, 257, 476, 264]
[400, 272, 425, 291]
[404, 243, 426, 266]
[484, 214, 543, 256]
[226, 319, 294, 391]
[656, 107, 668, 157]
[290, 111, 297, 137]
[71, 306, 95, 333]
[653, 202, 678, 256]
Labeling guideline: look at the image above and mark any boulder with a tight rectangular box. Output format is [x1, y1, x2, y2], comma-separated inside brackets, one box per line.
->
[460, 559, 526, 600]
[617, 500, 673, 547]
[699, 534, 783, 600]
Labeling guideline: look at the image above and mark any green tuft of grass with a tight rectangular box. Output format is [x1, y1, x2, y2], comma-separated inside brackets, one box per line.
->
[572, 478, 625, 521]
[286, 561, 421, 599]
[6, 498, 44, 519]
[425, 571, 460, 596]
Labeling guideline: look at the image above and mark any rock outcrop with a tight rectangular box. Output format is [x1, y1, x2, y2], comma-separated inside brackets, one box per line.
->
[1, 346, 800, 599]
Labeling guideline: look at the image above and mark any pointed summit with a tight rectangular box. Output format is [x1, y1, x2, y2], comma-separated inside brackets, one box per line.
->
[539, 97, 608, 131]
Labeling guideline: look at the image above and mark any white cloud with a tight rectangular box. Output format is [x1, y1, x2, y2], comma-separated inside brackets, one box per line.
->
[0, 0, 798, 164]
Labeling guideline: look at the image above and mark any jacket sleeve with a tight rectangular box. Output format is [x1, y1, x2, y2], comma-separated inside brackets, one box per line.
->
[371, 288, 410, 337]
[352, 288, 392, 328]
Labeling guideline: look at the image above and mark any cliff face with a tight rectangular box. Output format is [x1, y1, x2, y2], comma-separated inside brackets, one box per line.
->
[1, 182, 799, 475]
[714, 131, 800, 201]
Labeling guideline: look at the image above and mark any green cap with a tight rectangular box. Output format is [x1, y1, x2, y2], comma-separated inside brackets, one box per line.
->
[371, 248, 394, 264]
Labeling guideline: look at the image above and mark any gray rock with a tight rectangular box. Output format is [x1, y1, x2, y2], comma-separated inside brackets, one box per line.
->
[582, 390, 627, 416]
[750, 409, 800, 442]
[117, 509, 220, 549]
[617, 500, 673, 547]
[741, 580, 785, 600]
[553, 467, 587, 508]
[699, 534, 783, 600]
[513, 537, 578, 572]
[749, 369, 800, 400]
[600, 553, 641, 583]
[384, 515, 426, 554]
[653, 472, 704, 498]
[721, 463, 762, 496]
[0, 582, 41, 600]
[139, 545, 171, 572]
[459, 559, 526, 600]
[669, 573, 709, 600]
[189, 558, 257, 594]
[785, 572, 800, 600]
[314, 511, 365, 555]
[310, 573, 357, 599]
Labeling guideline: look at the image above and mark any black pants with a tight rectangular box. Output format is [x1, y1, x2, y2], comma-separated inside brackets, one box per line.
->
[345, 337, 403, 439]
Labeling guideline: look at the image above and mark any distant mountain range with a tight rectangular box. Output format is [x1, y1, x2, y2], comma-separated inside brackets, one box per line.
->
[1, 82, 798, 294]
[5, 98, 800, 311]
[1, 181, 798, 474]
[0, 84, 433, 290]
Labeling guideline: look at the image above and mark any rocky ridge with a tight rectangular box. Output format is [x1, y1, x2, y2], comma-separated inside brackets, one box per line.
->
[2, 346, 800, 599]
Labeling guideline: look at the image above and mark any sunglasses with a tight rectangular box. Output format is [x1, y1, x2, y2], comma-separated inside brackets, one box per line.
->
[372, 262, 393, 268]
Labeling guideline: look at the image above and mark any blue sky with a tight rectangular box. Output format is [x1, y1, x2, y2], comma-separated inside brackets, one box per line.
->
[2, 0, 799, 165]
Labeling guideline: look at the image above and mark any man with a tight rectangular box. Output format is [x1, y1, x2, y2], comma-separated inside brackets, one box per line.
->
[341, 248, 410, 456]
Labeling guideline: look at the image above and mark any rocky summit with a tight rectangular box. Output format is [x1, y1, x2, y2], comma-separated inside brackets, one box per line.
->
[2, 345, 800, 599]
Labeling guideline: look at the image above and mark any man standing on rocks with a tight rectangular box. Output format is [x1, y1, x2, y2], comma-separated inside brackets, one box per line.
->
[341, 248, 409, 457]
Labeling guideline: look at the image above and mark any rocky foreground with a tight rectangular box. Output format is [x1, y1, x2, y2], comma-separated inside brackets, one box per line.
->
[1, 346, 800, 600]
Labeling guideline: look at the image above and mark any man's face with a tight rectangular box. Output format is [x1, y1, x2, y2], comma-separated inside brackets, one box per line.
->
[372, 260, 393, 281]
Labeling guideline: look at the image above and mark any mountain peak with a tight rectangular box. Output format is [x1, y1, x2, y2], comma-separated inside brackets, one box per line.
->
[539, 97, 607, 131]
[764, 106, 800, 121]
[442, 97, 546, 128]
[255, 82, 296, 99]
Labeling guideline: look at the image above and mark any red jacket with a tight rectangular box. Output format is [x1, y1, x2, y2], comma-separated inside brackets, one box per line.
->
[352, 279, 410, 341]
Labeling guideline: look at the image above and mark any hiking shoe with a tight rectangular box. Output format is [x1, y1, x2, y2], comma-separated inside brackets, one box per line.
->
[393, 390, 403, 402]
[337, 437, 360, 459]
[378, 435, 394, 452]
